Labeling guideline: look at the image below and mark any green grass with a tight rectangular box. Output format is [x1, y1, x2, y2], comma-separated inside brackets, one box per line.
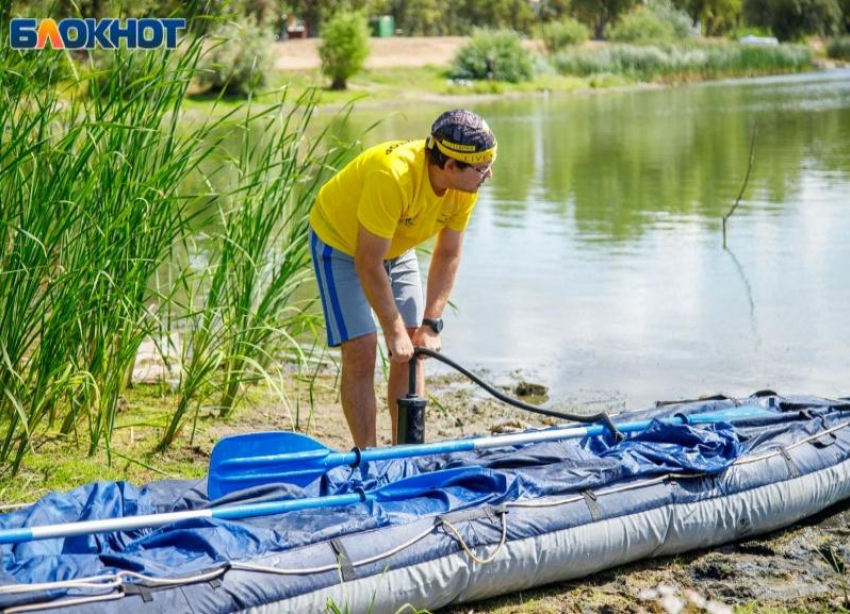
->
[0, 385, 204, 504]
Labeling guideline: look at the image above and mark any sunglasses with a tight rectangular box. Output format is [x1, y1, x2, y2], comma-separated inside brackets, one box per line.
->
[469, 163, 493, 177]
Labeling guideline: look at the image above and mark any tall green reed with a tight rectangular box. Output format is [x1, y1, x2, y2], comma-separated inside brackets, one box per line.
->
[158, 94, 355, 449]
[0, 31, 349, 470]
[0, 40, 232, 467]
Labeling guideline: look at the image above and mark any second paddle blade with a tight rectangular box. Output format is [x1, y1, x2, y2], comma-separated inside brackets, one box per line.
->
[208, 431, 338, 499]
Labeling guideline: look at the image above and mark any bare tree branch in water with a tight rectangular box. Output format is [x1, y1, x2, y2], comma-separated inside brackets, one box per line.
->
[722, 124, 761, 347]
[722, 126, 758, 248]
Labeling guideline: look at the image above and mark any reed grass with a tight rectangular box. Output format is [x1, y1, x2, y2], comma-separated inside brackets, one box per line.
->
[1, 42, 211, 468]
[552, 42, 812, 80]
[0, 30, 352, 470]
[158, 95, 355, 449]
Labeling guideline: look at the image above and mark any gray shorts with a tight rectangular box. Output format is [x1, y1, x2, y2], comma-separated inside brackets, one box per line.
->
[309, 227, 424, 347]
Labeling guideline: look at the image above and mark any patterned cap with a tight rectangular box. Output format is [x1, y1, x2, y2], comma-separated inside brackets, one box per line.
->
[427, 109, 497, 164]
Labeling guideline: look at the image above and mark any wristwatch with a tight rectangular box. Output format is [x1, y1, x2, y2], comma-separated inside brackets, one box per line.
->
[422, 317, 444, 334]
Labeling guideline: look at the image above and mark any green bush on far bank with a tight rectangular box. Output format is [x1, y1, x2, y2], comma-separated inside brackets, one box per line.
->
[452, 29, 535, 82]
[609, 1, 696, 43]
[540, 18, 590, 53]
[553, 42, 812, 80]
[609, 9, 678, 43]
[827, 36, 850, 59]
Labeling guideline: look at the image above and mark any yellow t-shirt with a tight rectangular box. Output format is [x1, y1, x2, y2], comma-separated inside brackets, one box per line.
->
[310, 139, 478, 259]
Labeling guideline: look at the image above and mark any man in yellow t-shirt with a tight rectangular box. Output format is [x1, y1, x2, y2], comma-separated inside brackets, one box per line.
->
[309, 109, 497, 448]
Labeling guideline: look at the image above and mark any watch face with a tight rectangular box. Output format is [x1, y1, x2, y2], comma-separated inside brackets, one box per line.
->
[425, 318, 443, 333]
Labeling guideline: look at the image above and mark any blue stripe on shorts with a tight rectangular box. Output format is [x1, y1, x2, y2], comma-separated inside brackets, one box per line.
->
[322, 241, 349, 343]
[309, 230, 336, 345]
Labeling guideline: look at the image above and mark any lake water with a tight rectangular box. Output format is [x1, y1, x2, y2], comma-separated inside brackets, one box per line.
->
[315, 70, 850, 410]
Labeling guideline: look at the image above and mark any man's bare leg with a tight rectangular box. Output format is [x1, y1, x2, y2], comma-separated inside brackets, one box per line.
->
[388, 327, 423, 444]
[340, 333, 378, 448]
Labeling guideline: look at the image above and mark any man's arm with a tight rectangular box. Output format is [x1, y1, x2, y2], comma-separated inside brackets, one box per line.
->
[355, 224, 413, 363]
[413, 228, 464, 352]
[424, 227, 464, 320]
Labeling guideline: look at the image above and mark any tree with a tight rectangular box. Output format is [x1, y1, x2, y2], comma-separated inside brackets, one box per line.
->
[673, 0, 743, 35]
[840, 0, 850, 31]
[447, 0, 536, 33]
[536, 0, 572, 23]
[392, 0, 447, 35]
[744, 0, 842, 40]
[572, 0, 637, 39]
[319, 10, 370, 90]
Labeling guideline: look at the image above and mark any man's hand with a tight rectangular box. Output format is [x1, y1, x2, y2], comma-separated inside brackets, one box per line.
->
[385, 319, 415, 363]
[412, 326, 441, 354]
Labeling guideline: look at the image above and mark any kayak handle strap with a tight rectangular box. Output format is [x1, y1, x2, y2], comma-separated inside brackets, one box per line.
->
[412, 347, 623, 442]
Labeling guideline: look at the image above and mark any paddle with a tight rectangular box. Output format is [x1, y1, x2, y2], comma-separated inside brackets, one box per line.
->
[207, 404, 780, 499]
[0, 467, 485, 546]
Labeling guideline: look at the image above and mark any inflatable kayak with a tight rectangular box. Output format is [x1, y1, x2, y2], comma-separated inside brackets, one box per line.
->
[1, 393, 849, 614]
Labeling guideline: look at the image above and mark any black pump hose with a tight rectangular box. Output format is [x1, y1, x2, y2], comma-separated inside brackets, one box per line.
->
[412, 347, 624, 441]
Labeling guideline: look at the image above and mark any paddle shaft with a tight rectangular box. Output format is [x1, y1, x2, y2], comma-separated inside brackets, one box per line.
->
[0, 466, 487, 545]
[0, 492, 367, 545]
[223, 406, 778, 472]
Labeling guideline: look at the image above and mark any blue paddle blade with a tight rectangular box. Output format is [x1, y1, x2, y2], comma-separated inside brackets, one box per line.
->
[208, 431, 337, 499]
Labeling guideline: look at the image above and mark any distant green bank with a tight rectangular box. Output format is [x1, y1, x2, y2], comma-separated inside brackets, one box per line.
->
[238, 41, 816, 110]
[179, 45, 820, 119]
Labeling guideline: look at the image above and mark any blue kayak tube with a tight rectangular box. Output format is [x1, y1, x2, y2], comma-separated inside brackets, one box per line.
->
[1, 393, 849, 614]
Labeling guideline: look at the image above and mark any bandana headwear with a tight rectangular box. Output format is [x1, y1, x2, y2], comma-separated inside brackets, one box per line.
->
[427, 109, 497, 165]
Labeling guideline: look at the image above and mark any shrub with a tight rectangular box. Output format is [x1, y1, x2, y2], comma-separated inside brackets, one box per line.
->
[540, 17, 590, 53]
[319, 10, 371, 90]
[608, 8, 677, 42]
[645, 0, 697, 39]
[452, 29, 535, 82]
[197, 16, 274, 96]
[826, 36, 850, 60]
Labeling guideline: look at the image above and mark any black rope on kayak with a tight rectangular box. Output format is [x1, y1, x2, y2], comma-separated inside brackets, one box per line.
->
[412, 347, 624, 442]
